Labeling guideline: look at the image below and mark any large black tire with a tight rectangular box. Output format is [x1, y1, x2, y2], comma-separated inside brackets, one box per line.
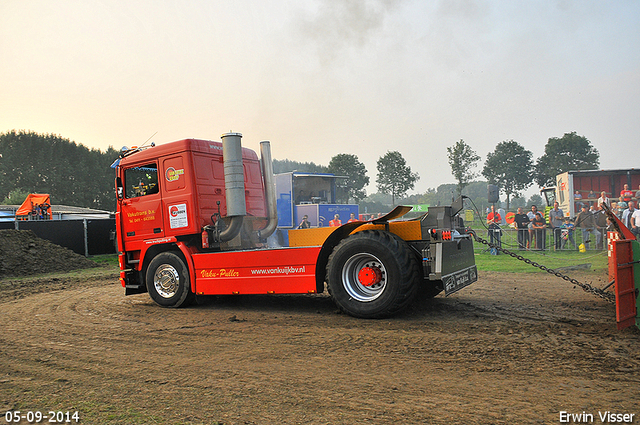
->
[326, 230, 420, 318]
[146, 252, 193, 308]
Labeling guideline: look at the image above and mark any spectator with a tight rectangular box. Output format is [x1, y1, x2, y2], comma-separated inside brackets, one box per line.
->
[297, 215, 310, 229]
[549, 201, 564, 250]
[527, 205, 539, 249]
[622, 201, 636, 229]
[620, 184, 634, 203]
[575, 205, 601, 250]
[588, 190, 596, 199]
[636, 184, 640, 200]
[610, 202, 619, 219]
[604, 217, 616, 248]
[486, 205, 502, 251]
[560, 217, 576, 250]
[597, 191, 610, 208]
[631, 207, 640, 239]
[497, 206, 506, 225]
[531, 212, 546, 250]
[593, 203, 608, 248]
[574, 190, 584, 211]
[514, 207, 530, 250]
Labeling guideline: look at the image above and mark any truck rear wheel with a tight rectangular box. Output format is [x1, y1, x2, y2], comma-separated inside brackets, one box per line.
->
[146, 252, 193, 308]
[326, 230, 419, 318]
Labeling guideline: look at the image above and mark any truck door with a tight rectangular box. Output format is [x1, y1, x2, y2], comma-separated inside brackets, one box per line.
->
[119, 162, 164, 242]
[162, 155, 195, 235]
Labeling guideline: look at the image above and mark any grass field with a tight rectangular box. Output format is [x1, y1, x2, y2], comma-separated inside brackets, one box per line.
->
[473, 247, 609, 274]
[469, 221, 610, 274]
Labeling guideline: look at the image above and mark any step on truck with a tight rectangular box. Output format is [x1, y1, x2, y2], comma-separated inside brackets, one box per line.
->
[113, 132, 478, 318]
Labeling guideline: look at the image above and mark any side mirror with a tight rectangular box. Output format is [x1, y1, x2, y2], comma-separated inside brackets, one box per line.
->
[115, 177, 124, 200]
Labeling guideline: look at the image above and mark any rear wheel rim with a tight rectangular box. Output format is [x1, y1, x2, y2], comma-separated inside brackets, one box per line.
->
[341, 253, 387, 302]
[154, 264, 180, 299]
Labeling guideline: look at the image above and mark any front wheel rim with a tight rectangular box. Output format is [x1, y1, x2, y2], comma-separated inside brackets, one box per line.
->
[154, 264, 180, 298]
[341, 253, 387, 302]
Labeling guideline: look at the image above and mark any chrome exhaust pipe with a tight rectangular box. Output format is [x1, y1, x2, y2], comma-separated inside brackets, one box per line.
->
[255, 140, 278, 240]
[216, 132, 245, 242]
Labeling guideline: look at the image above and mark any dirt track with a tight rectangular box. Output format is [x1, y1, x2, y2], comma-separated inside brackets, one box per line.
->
[0, 268, 639, 424]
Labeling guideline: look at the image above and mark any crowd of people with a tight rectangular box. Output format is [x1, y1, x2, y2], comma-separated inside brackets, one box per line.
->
[485, 184, 640, 252]
[296, 212, 361, 229]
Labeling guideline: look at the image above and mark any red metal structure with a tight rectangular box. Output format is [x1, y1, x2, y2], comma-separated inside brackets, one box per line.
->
[611, 240, 639, 330]
[603, 205, 639, 330]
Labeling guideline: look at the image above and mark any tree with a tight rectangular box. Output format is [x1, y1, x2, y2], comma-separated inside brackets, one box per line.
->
[327, 153, 369, 203]
[528, 194, 543, 207]
[0, 130, 118, 211]
[510, 196, 526, 209]
[535, 132, 599, 187]
[273, 158, 328, 174]
[376, 151, 419, 206]
[1, 188, 30, 205]
[482, 140, 534, 209]
[447, 139, 481, 197]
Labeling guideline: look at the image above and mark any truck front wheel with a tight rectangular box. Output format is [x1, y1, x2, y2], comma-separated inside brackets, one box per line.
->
[146, 252, 193, 308]
[326, 230, 419, 318]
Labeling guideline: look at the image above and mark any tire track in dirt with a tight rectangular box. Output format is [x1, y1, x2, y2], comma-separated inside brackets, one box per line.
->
[1, 272, 639, 424]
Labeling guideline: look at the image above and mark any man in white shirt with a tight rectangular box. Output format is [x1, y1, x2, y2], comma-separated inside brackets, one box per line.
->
[597, 191, 610, 208]
[630, 207, 640, 239]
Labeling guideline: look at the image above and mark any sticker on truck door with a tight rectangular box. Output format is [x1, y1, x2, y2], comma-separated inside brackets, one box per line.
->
[169, 203, 188, 229]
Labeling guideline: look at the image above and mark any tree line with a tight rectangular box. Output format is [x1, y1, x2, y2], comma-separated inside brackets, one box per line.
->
[448, 132, 600, 209]
[274, 150, 418, 206]
[0, 130, 119, 210]
[0, 129, 599, 213]
[0, 130, 417, 211]
[276, 131, 600, 212]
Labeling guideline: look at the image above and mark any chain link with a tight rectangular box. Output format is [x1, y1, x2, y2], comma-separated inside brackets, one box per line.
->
[470, 231, 615, 303]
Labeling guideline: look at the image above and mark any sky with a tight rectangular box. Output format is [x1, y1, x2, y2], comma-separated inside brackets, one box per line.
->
[1, 0, 639, 199]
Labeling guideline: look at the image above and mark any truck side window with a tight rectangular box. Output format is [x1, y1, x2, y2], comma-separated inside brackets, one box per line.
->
[125, 164, 159, 198]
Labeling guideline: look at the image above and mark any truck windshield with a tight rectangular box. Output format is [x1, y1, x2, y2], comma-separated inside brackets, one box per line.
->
[125, 164, 159, 198]
[540, 188, 556, 206]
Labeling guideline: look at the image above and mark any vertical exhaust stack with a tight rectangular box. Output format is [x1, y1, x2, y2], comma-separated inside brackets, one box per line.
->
[255, 140, 278, 240]
[216, 132, 246, 242]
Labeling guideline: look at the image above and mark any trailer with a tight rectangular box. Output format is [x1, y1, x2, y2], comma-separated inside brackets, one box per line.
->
[540, 169, 640, 217]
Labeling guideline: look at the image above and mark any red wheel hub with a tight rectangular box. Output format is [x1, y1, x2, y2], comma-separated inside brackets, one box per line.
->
[358, 266, 382, 286]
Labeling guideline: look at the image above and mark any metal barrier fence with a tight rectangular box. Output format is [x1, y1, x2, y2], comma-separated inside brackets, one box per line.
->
[0, 218, 116, 257]
[477, 226, 606, 252]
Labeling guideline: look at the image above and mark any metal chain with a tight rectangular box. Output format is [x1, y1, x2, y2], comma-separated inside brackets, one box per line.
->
[470, 231, 615, 304]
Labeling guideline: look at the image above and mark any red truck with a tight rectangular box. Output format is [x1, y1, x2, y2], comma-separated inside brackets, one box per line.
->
[113, 132, 477, 318]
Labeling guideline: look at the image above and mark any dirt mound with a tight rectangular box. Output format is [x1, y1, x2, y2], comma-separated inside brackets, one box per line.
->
[0, 229, 98, 278]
